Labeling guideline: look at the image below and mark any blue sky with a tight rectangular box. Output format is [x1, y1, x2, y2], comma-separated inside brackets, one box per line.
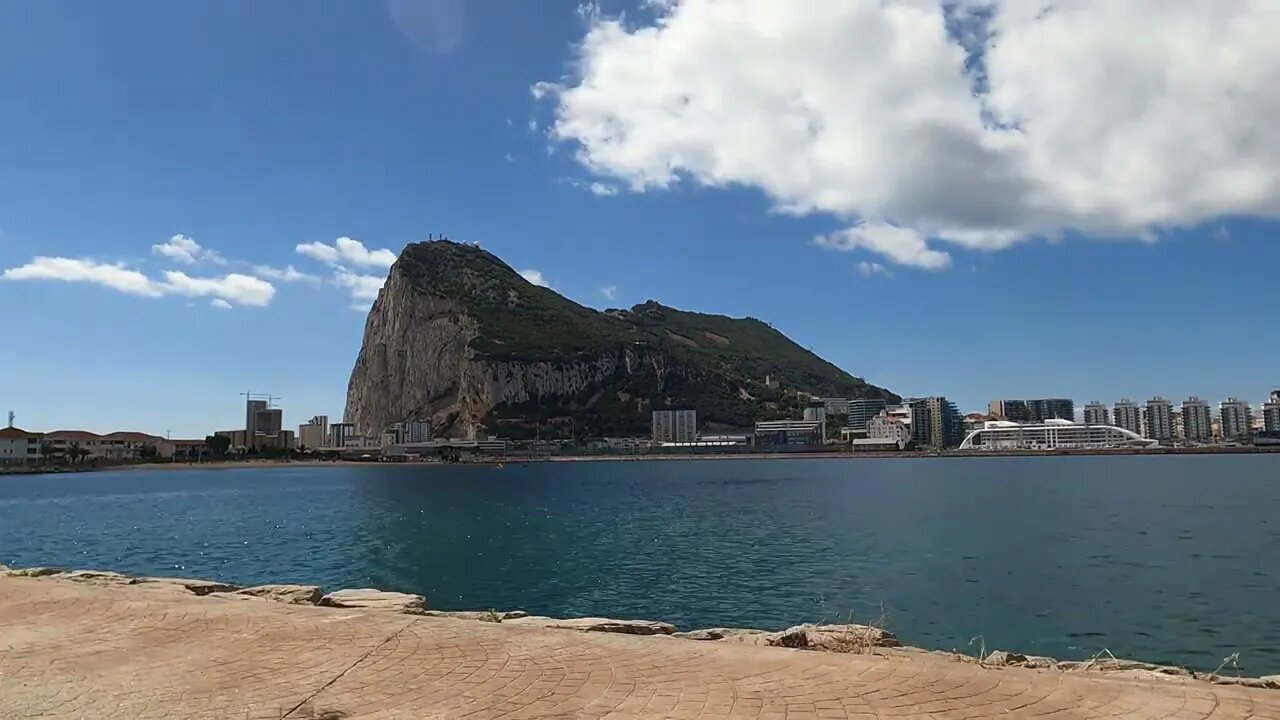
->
[2, 1, 1278, 437]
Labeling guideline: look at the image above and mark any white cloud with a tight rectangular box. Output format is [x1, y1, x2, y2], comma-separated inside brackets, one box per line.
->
[601, 285, 617, 300]
[539, 0, 1280, 269]
[296, 237, 397, 268]
[333, 270, 385, 302]
[816, 223, 951, 270]
[210, 299, 232, 309]
[528, 118, 539, 132]
[519, 268, 551, 287]
[857, 261, 890, 277]
[1, 257, 164, 296]
[152, 234, 225, 265]
[589, 182, 618, 197]
[2, 257, 275, 307]
[253, 265, 319, 283]
[159, 271, 275, 307]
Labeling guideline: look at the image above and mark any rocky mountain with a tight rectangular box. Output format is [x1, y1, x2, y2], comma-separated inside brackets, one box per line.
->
[344, 241, 897, 439]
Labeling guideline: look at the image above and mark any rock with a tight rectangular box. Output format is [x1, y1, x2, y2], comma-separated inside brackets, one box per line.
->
[233, 584, 323, 605]
[4, 567, 64, 578]
[675, 624, 897, 653]
[784, 624, 901, 652]
[504, 616, 676, 635]
[51, 570, 137, 586]
[985, 650, 1058, 669]
[421, 610, 527, 622]
[342, 241, 894, 440]
[0, 563, 8, 572]
[675, 628, 779, 644]
[135, 577, 242, 596]
[319, 588, 426, 614]
[1260, 675, 1280, 689]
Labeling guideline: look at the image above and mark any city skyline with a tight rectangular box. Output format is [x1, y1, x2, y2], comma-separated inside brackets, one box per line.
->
[2, 2, 1279, 437]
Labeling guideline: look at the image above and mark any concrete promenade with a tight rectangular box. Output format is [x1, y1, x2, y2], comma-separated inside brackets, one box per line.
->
[1, 575, 1277, 719]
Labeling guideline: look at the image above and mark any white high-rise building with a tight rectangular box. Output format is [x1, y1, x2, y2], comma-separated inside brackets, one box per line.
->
[1264, 391, 1280, 433]
[1219, 397, 1254, 441]
[652, 409, 697, 444]
[1113, 399, 1142, 436]
[1144, 397, 1173, 444]
[1083, 402, 1110, 425]
[1180, 397, 1211, 445]
[298, 415, 329, 450]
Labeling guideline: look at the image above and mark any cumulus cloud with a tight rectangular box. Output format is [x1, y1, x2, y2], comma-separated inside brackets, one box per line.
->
[152, 234, 225, 265]
[210, 299, 232, 309]
[296, 237, 397, 268]
[600, 285, 617, 300]
[519, 268, 551, 287]
[2, 257, 275, 307]
[2, 257, 164, 297]
[333, 269, 385, 303]
[253, 264, 319, 283]
[857, 261, 890, 277]
[160, 271, 275, 307]
[538, 0, 1280, 269]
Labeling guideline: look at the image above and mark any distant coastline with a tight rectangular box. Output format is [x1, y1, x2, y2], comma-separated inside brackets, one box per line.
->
[4, 444, 1279, 477]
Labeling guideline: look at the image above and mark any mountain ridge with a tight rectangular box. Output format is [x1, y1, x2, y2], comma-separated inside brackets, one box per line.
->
[344, 241, 897, 439]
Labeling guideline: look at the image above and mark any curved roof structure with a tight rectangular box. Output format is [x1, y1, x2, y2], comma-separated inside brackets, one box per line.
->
[959, 421, 1156, 450]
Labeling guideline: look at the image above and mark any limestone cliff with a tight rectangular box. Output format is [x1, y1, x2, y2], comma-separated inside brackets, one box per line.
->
[344, 241, 897, 439]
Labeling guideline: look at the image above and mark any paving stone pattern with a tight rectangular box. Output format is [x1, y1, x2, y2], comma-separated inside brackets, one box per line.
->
[1, 576, 1277, 719]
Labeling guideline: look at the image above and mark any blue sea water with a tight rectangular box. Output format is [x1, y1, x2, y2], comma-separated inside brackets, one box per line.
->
[2, 455, 1278, 674]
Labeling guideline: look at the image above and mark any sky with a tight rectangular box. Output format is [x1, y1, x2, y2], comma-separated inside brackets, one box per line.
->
[2, 0, 1279, 438]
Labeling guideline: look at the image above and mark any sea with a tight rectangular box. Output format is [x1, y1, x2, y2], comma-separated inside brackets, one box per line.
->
[2, 455, 1278, 674]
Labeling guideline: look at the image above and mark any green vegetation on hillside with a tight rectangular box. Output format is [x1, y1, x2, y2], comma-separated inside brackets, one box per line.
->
[395, 241, 897, 436]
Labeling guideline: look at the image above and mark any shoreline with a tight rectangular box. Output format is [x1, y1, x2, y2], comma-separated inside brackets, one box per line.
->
[4, 563, 1277, 689]
[4, 444, 1277, 476]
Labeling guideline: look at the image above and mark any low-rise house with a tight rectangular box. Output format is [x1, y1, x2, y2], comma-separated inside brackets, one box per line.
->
[0, 426, 42, 466]
[44, 430, 165, 462]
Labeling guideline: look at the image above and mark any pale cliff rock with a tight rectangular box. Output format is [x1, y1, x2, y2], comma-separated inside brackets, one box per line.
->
[504, 616, 677, 635]
[675, 624, 898, 652]
[232, 584, 324, 605]
[320, 588, 427, 614]
[344, 241, 896, 439]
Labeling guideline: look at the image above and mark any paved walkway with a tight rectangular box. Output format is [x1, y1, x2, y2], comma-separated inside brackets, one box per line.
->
[1, 576, 1277, 719]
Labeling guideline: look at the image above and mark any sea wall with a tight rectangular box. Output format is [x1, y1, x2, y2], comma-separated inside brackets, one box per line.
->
[3, 564, 1277, 691]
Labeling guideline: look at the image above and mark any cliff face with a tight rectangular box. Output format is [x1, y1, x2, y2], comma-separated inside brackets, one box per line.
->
[345, 241, 897, 439]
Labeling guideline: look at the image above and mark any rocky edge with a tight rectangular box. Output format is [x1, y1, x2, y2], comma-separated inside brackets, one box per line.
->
[4, 563, 1276, 691]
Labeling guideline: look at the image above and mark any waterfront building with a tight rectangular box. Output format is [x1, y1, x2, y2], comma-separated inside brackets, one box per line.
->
[328, 422, 355, 448]
[908, 396, 963, 449]
[652, 409, 697, 444]
[959, 419, 1157, 451]
[1144, 397, 1173, 444]
[1219, 397, 1254, 442]
[866, 411, 912, 448]
[1027, 398, 1075, 422]
[0, 425, 42, 466]
[1083, 402, 1110, 426]
[821, 398, 849, 415]
[987, 400, 1030, 422]
[847, 398, 888, 431]
[753, 420, 824, 448]
[964, 413, 993, 434]
[1181, 397, 1212, 445]
[159, 439, 207, 460]
[298, 415, 329, 450]
[1264, 398, 1280, 433]
[45, 430, 165, 461]
[1113, 399, 1142, 435]
[405, 419, 431, 443]
[802, 402, 827, 425]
